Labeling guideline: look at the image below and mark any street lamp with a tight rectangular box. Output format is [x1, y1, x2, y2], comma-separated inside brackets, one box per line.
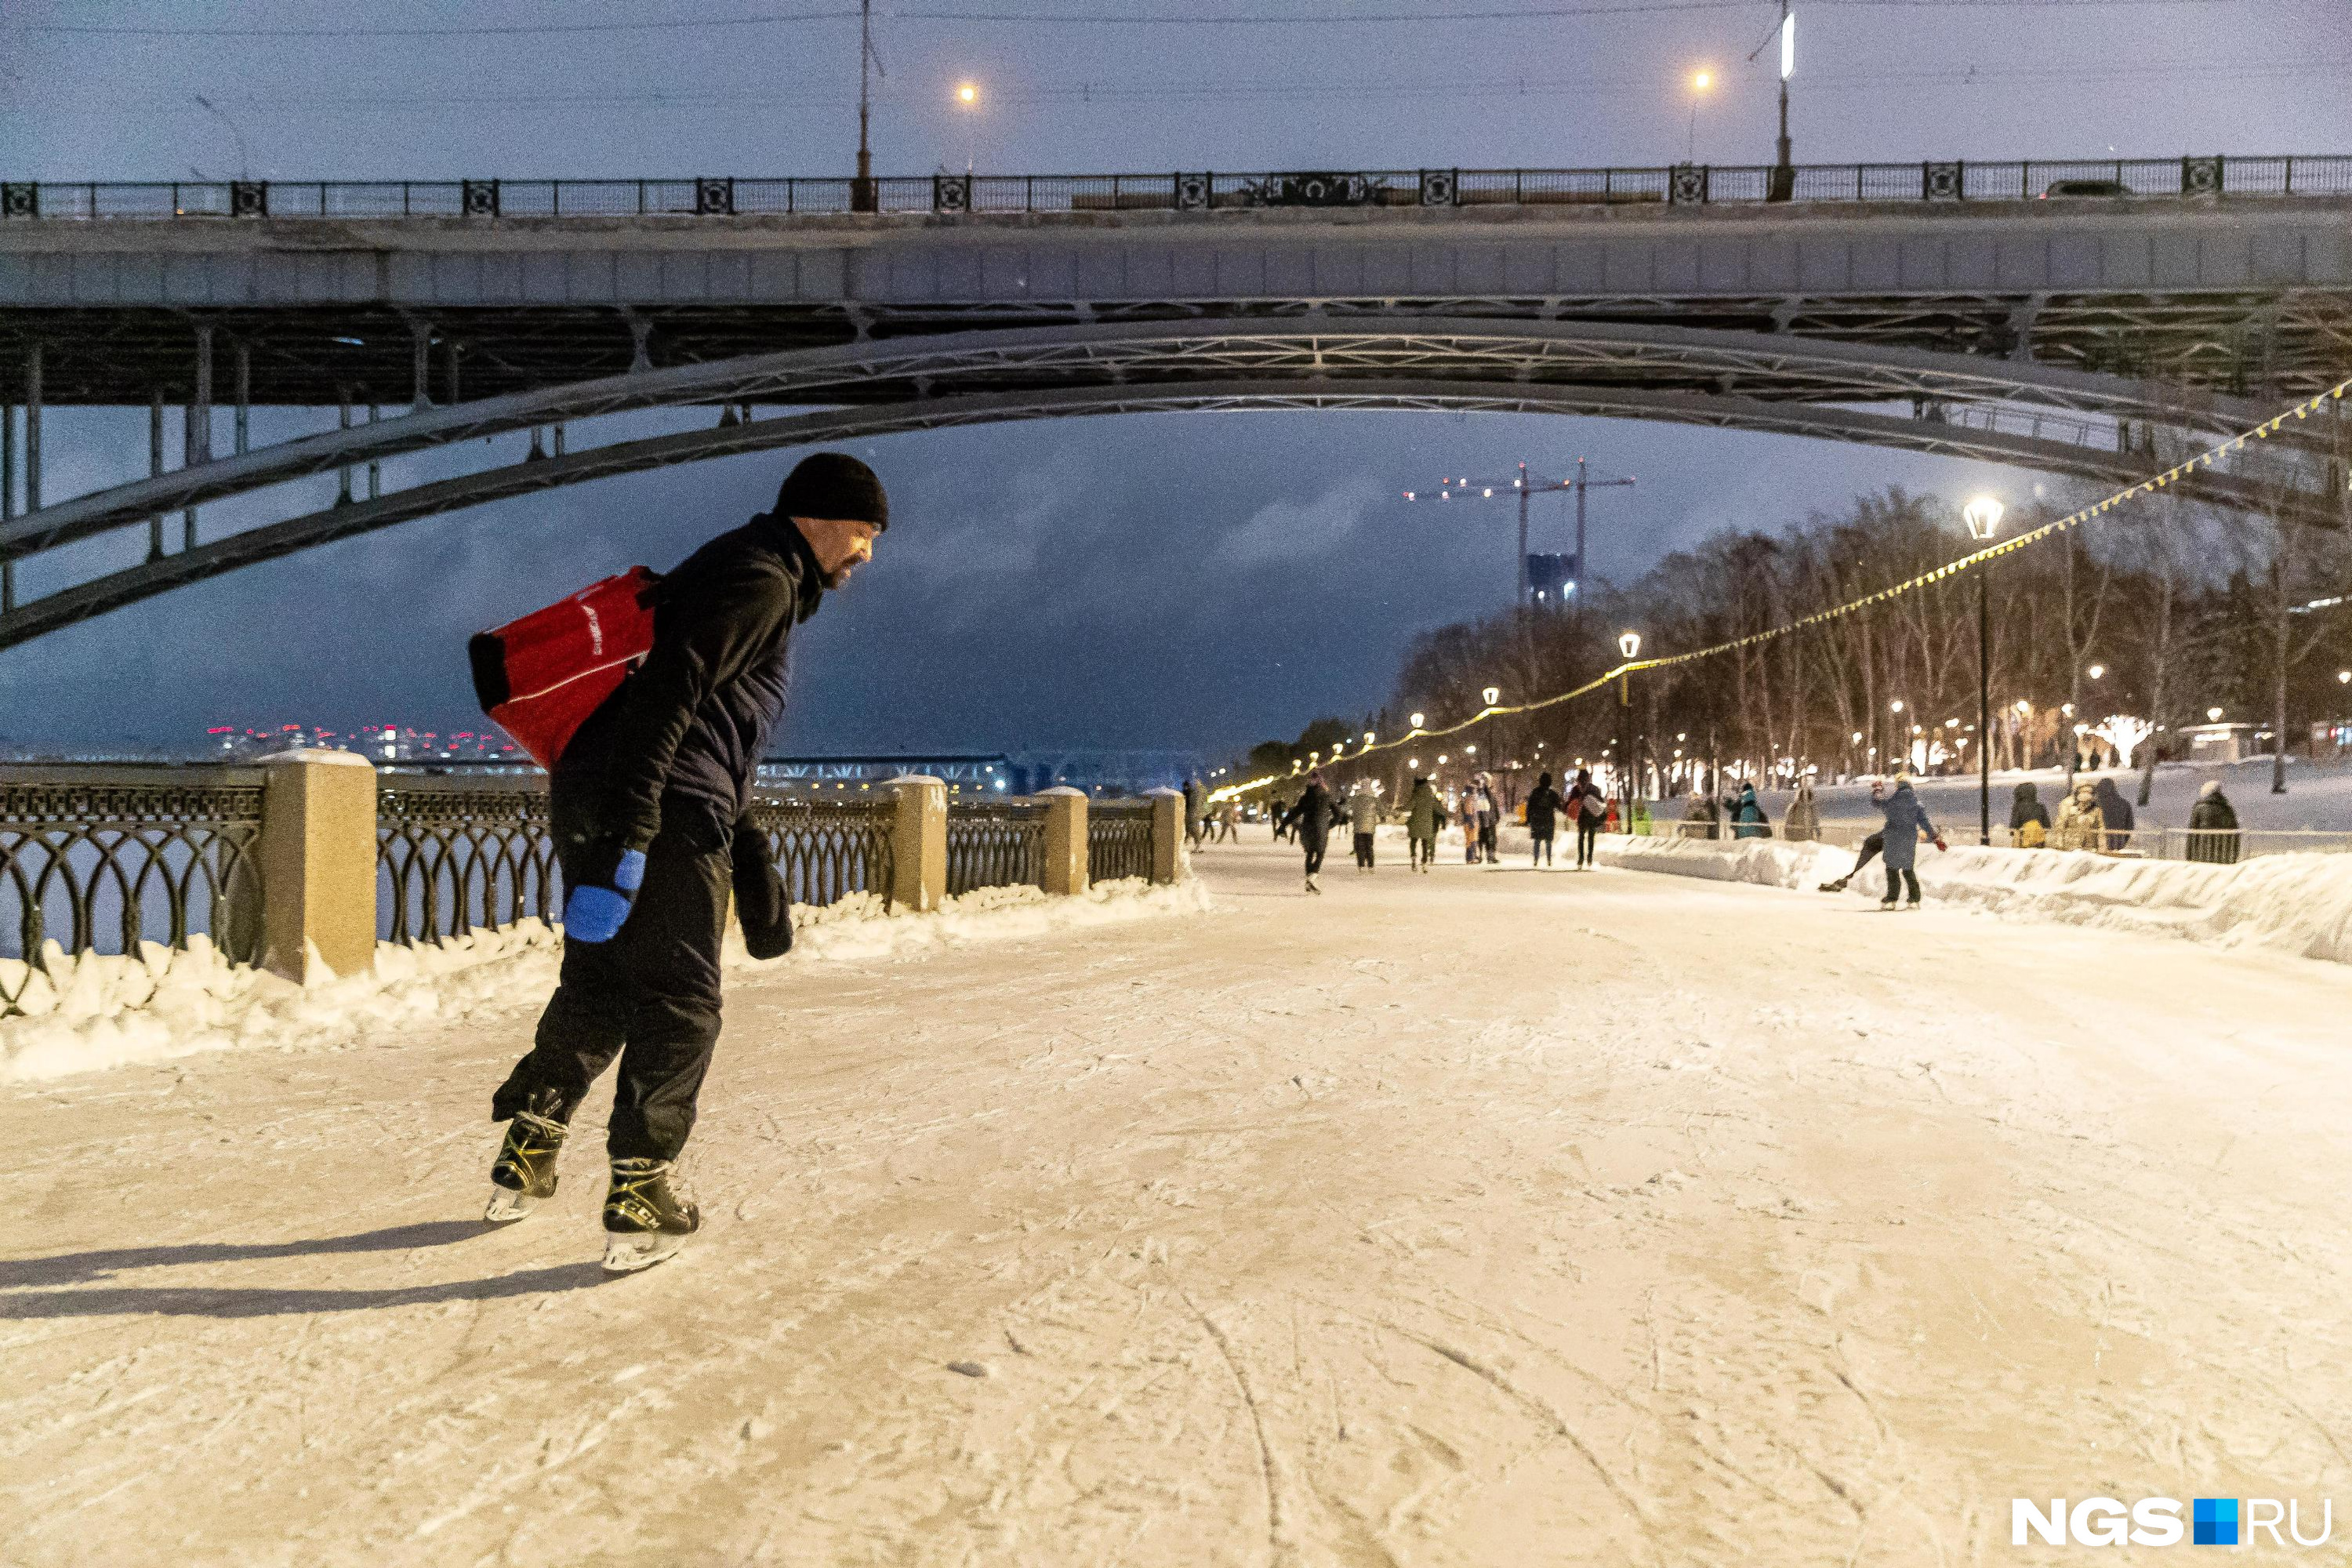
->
[1482, 685, 1501, 707]
[953, 82, 981, 174]
[2208, 706, 2225, 721]
[1962, 492, 2005, 843]
[1409, 711, 1425, 730]
[1617, 630, 1642, 803]
[1687, 69, 1712, 163]
[2087, 662, 2106, 681]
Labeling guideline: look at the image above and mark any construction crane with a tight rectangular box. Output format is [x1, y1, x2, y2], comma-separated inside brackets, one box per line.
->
[1403, 459, 1637, 607]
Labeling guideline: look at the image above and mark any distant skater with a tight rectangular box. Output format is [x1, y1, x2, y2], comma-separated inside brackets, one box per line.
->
[1875, 775, 1947, 909]
[1283, 768, 1340, 893]
[1348, 778, 1381, 871]
[1406, 775, 1441, 873]
[1524, 770, 1562, 867]
[1566, 768, 1606, 869]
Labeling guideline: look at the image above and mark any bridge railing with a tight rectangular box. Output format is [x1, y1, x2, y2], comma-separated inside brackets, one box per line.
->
[5, 155, 2347, 224]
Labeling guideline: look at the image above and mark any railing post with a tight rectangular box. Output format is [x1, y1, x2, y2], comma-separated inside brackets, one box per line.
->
[1145, 786, 1185, 884]
[1038, 785, 1088, 896]
[889, 774, 947, 912]
[258, 750, 378, 985]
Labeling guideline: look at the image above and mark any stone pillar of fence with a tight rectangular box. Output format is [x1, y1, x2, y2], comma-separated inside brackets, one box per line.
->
[1145, 786, 1185, 885]
[890, 775, 948, 913]
[1038, 785, 1088, 896]
[259, 750, 378, 985]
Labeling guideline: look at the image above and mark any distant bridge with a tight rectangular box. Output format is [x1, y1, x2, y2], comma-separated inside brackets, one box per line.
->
[3, 152, 2349, 648]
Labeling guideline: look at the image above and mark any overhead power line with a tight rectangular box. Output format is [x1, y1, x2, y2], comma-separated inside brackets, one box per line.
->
[103, 57, 2343, 115]
[27, 0, 2258, 38]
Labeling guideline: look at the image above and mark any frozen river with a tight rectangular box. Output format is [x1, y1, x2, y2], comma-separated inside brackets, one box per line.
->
[6, 839, 2350, 1565]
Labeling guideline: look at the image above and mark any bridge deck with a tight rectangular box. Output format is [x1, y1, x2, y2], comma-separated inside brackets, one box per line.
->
[5, 840, 2349, 1563]
[5, 196, 2349, 404]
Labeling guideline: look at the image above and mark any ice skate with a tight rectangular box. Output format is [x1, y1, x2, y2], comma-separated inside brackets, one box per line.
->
[484, 1109, 567, 1223]
[601, 1157, 701, 1273]
[1304, 875, 1320, 895]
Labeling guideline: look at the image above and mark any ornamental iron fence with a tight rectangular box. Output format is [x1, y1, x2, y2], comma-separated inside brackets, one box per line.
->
[1087, 802, 1156, 885]
[4, 155, 2344, 225]
[742, 795, 896, 911]
[1, 767, 265, 1018]
[946, 801, 1048, 896]
[376, 782, 560, 946]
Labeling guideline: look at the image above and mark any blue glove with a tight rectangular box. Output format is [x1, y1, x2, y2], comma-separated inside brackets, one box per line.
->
[562, 847, 646, 943]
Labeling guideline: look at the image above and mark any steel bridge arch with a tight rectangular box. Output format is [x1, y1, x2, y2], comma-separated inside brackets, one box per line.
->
[2, 315, 2321, 567]
[2, 374, 2328, 651]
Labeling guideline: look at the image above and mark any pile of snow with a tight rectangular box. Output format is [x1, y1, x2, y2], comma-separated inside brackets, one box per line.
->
[0, 877, 1209, 1086]
[1595, 834, 2352, 965]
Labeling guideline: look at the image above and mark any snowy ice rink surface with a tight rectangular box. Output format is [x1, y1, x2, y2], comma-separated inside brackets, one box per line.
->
[6, 839, 2352, 1566]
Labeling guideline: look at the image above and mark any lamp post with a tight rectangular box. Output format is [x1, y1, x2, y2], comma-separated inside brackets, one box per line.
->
[1618, 630, 1642, 804]
[1963, 493, 2005, 844]
[1769, 3, 1795, 200]
[1687, 71, 1711, 164]
[953, 81, 980, 175]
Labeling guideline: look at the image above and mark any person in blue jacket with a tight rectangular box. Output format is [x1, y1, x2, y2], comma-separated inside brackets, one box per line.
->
[1727, 781, 1771, 840]
[1877, 775, 1947, 908]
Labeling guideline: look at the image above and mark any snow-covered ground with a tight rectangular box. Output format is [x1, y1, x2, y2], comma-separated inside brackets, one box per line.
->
[1752, 755, 2352, 834]
[9, 840, 2352, 1564]
[1591, 835, 2352, 966]
[0, 877, 1207, 1087]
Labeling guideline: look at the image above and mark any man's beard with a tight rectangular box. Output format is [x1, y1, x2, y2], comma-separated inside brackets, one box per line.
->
[822, 564, 855, 590]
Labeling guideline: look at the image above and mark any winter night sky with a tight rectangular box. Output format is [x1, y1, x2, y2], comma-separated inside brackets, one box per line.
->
[0, 0, 2346, 756]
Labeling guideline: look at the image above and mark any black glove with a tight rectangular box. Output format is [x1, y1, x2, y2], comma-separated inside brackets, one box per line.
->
[731, 820, 793, 960]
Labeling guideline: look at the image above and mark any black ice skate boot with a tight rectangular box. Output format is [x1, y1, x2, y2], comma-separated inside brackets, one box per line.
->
[485, 1109, 568, 1223]
[601, 1158, 701, 1273]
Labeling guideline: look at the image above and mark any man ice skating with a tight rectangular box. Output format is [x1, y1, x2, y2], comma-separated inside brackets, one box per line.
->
[483, 452, 887, 1272]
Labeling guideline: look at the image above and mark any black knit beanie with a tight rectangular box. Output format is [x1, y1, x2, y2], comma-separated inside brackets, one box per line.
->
[775, 452, 888, 530]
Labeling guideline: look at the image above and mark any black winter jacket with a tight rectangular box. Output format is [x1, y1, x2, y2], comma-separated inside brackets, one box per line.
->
[1524, 784, 1563, 835]
[556, 512, 826, 851]
[1282, 784, 1341, 845]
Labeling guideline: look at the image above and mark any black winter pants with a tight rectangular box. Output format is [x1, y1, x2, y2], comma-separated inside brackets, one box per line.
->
[1301, 832, 1329, 877]
[1353, 832, 1376, 868]
[1851, 832, 1886, 875]
[1531, 830, 1553, 866]
[494, 794, 731, 1161]
[1576, 818, 1601, 866]
[1883, 867, 1921, 903]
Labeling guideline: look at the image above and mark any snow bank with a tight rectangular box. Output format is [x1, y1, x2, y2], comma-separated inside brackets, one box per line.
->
[1595, 834, 2352, 965]
[0, 877, 1210, 1086]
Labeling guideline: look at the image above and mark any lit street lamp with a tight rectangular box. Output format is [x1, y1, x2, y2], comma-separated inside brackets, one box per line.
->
[1686, 70, 1712, 163]
[1963, 492, 2005, 843]
[1482, 685, 1501, 707]
[1409, 711, 1426, 730]
[953, 82, 981, 174]
[1618, 630, 1643, 803]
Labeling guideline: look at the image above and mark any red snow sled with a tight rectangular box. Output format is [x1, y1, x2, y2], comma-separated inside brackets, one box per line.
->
[468, 568, 660, 768]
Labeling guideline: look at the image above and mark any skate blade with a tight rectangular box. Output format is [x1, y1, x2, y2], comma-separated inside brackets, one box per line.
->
[602, 1231, 688, 1274]
[484, 1185, 541, 1224]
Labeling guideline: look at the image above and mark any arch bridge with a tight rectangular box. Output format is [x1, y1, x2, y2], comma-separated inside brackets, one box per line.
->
[3, 158, 2349, 648]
